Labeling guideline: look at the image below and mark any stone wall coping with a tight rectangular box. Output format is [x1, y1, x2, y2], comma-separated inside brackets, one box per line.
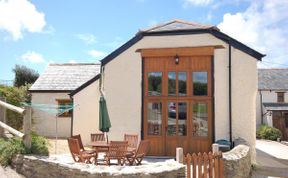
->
[21, 154, 185, 176]
[223, 145, 250, 161]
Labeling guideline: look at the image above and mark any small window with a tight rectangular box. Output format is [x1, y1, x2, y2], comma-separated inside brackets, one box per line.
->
[148, 72, 162, 96]
[178, 72, 187, 96]
[277, 92, 285, 103]
[193, 72, 208, 96]
[168, 72, 176, 96]
[57, 99, 72, 117]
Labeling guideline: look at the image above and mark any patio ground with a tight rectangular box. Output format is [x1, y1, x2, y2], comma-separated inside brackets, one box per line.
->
[252, 139, 288, 177]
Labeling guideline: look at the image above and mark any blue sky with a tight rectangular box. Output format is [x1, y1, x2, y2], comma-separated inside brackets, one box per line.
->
[1, 0, 287, 80]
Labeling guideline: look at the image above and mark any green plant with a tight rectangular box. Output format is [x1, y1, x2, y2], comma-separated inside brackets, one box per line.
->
[0, 84, 31, 130]
[256, 124, 282, 141]
[30, 132, 49, 155]
[0, 132, 49, 166]
[0, 138, 25, 166]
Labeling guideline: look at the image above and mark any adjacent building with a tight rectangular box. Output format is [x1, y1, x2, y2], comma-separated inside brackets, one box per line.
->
[257, 69, 288, 140]
[29, 63, 100, 138]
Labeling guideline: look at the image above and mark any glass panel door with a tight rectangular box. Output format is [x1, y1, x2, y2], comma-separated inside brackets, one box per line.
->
[167, 102, 187, 136]
[147, 102, 162, 135]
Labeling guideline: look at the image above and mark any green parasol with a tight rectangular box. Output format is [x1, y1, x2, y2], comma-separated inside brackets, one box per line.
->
[99, 96, 111, 132]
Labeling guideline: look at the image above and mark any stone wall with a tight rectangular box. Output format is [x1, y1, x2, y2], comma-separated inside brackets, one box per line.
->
[223, 145, 251, 178]
[12, 154, 185, 178]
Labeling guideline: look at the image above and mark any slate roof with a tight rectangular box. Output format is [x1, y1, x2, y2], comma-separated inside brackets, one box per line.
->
[140, 19, 219, 33]
[258, 69, 288, 90]
[29, 63, 100, 91]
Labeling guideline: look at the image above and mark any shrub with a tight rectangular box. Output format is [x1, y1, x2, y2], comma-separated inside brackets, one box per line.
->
[0, 132, 49, 166]
[0, 138, 25, 166]
[0, 84, 31, 130]
[30, 132, 49, 155]
[256, 125, 282, 141]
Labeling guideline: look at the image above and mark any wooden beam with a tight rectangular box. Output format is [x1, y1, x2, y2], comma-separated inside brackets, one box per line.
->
[0, 100, 25, 115]
[0, 121, 24, 138]
[0, 97, 6, 137]
[23, 106, 31, 150]
[137, 46, 224, 57]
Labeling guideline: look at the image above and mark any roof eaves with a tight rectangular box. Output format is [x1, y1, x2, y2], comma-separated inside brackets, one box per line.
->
[70, 74, 101, 96]
[101, 34, 143, 66]
[209, 29, 265, 60]
[101, 28, 265, 67]
[29, 90, 72, 93]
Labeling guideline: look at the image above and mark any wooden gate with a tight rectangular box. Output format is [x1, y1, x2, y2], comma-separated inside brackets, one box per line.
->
[185, 152, 224, 178]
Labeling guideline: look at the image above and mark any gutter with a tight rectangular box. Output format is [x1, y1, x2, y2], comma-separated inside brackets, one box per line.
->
[228, 43, 233, 146]
[259, 90, 263, 124]
[70, 96, 74, 136]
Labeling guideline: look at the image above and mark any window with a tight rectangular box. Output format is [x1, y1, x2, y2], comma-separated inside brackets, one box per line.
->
[57, 99, 72, 117]
[147, 102, 162, 135]
[277, 92, 285, 103]
[192, 103, 208, 137]
[178, 72, 187, 96]
[148, 72, 162, 96]
[193, 72, 208, 96]
[168, 72, 176, 96]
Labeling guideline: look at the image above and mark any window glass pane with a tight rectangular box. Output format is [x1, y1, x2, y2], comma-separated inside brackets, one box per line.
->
[192, 103, 208, 137]
[178, 72, 187, 96]
[167, 102, 176, 136]
[178, 102, 187, 136]
[148, 72, 162, 96]
[193, 72, 208, 96]
[168, 72, 176, 96]
[148, 102, 162, 135]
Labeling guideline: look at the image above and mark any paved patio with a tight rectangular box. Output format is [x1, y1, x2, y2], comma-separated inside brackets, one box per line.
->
[253, 139, 288, 177]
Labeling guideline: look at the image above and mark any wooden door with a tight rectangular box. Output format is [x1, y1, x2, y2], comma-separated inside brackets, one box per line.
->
[142, 47, 214, 156]
[273, 111, 288, 140]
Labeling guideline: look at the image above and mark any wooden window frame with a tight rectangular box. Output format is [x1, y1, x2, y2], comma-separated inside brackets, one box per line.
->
[57, 99, 72, 117]
[277, 92, 285, 103]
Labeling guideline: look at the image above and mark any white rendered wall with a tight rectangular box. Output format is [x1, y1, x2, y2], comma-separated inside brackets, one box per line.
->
[230, 47, 257, 162]
[31, 92, 71, 138]
[73, 81, 100, 145]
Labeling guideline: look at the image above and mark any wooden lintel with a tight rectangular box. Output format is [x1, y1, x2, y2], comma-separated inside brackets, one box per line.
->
[136, 46, 225, 57]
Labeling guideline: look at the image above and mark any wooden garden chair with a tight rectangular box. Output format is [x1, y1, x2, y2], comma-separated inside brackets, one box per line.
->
[124, 134, 138, 153]
[67, 138, 97, 164]
[126, 140, 150, 165]
[91, 133, 108, 153]
[104, 141, 128, 166]
[91, 133, 105, 142]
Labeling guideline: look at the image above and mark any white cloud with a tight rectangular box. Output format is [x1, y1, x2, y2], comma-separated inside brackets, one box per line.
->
[88, 50, 107, 59]
[21, 51, 46, 63]
[218, 0, 288, 68]
[183, 0, 213, 6]
[105, 37, 124, 48]
[76, 33, 96, 44]
[68, 60, 77, 64]
[0, 0, 46, 40]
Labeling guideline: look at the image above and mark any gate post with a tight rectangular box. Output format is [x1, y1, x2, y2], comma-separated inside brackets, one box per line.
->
[23, 106, 31, 150]
[176, 147, 184, 163]
[212, 143, 219, 153]
[0, 97, 6, 137]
